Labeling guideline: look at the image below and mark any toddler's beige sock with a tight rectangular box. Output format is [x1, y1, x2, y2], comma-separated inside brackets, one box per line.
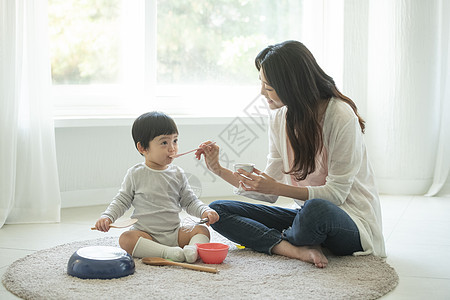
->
[132, 237, 185, 262]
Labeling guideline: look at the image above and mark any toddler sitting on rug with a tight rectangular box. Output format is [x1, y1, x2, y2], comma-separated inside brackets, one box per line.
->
[94, 111, 219, 263]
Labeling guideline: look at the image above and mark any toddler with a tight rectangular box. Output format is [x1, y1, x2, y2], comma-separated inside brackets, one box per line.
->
[94, 111, 219, 263]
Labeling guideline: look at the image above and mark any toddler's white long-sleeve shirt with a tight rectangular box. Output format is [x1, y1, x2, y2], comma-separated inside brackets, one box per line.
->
[102, 163, 209, 239]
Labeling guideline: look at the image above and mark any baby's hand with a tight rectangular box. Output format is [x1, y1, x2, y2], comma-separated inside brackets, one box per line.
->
[202, 209, 219, 225]
[95, 217, 112, 232]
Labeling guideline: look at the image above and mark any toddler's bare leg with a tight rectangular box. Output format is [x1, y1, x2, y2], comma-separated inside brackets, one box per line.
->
[178, 225, 210, 247]
[119, 230, 152, 254]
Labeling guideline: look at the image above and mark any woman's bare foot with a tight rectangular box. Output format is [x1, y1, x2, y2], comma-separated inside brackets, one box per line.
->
[272, 240, 328, 268]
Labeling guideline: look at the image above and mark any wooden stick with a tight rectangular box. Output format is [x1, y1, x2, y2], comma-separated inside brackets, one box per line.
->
[142, 257, 218, 274]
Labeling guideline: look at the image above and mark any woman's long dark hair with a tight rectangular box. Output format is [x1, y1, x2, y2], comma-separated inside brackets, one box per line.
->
[255, 40, 365, 181]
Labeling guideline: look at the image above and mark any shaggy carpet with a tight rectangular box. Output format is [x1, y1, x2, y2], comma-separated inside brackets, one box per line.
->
[2, 233, 398, 300]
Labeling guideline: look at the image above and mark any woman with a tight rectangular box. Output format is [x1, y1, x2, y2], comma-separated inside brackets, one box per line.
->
[196, 40, 385, 268]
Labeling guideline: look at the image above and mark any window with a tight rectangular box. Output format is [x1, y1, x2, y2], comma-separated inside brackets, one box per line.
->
[49, 0, 342, 118]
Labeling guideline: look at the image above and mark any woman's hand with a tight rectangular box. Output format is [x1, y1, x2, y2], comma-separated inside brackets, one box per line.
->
[95, 217, 112, 232]
[195, 141, 222, 175]
[235, 167, 280, 195]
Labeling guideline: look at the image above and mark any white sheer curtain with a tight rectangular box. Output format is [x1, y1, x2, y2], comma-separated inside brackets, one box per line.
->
[0, 0, 61, 227]
[425, 0, 450, 196]
[342, 0, 450, 196]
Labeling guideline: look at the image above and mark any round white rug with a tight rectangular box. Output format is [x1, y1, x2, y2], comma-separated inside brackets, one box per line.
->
[2, 234, 398, 299]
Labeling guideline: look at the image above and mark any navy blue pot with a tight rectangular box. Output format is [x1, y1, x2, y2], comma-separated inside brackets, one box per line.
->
[67, 246, 135, 279]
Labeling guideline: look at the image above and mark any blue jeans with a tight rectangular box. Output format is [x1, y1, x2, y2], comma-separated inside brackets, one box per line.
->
[209, 198, 363, 256]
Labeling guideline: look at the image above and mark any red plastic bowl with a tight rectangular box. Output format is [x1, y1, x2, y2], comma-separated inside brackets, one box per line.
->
[196, 243, 229, 264]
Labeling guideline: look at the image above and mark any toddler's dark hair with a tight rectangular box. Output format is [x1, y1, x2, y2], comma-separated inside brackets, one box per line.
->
[132, 111, 178, 154]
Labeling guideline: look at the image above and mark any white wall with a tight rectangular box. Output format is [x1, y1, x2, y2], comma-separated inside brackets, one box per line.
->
[55, 116, 269, 208]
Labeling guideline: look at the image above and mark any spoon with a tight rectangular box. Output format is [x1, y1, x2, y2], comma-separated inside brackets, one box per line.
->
[91, 218, 138, 230]
[170, 142, 216, 158]
[142, 257, 219, 273]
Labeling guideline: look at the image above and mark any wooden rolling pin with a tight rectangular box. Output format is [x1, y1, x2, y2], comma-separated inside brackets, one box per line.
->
[142, 257, 218, 274]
